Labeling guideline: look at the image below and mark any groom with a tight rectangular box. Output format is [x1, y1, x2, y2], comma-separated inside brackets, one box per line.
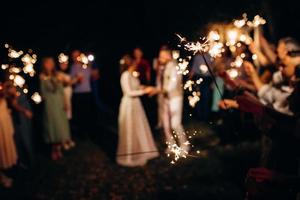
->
[150, 49, 189, 152]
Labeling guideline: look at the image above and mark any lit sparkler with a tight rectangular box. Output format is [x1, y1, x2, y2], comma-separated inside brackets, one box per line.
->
[233, 13, 248, 28]
[21, 54, 37, 77]
[176, 59, 189, 75]
[227, 68, 239, 79]
[31, 92, 42, 104]
[188, 91, 201, 108]
[247, 15, 266, 28]
[230, 56, 243, 68]
[208, 42, 224, 58]
[77, 53, 90, 69]
[58, 53, 69, 64]
[166, 142, 189, 164]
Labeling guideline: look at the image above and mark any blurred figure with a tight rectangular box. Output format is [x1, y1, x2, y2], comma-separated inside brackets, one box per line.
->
[5, 82, 35, 167]
[133, 47, 151, 84]
[70, 50, 97, 138]
[244, 37, 300, 115]
[57, 59, 76, 150]
[40, 57, 72, 160]
[152, 49, 189, 152]
[117, 54, 158, 167]
[0, 83, 17, 188]
[153, 45, 169, 129]
[189, 53, 213, 121]
[58, 60, 73, 120]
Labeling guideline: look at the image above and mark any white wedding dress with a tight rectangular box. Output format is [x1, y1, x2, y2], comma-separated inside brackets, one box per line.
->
[117, 71, 159, 167]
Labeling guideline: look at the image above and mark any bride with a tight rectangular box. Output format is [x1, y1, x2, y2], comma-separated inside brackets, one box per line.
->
[117, 54, 159, 167]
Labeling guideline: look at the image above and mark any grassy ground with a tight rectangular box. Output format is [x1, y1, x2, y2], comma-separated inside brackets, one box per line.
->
[0, 121, 260, 200]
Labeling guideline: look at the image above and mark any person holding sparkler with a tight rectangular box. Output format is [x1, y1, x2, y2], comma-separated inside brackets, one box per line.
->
[70, 50, 98, 139]
[117, 54, 158, 167]
[5, 81, 35, 167]
[57, 55, 76, 150]
[40, 57, 72, 160]
[0, 83, 18, 188]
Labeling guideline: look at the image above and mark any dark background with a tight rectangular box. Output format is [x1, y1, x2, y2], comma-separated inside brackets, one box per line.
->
[0, 0, 300, 108]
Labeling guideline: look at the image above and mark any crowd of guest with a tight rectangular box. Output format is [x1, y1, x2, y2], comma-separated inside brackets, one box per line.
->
[1, 31, 300, 199]
[0, 49, 101, 188]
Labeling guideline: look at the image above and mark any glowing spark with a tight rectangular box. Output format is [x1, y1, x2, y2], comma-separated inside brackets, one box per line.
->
[1, 64, 9, 70]
[21, 54, 37, 76]
[8, 49, 23, 58]
[247, 15, 266, 27]
[87, 54, 95, 62]
[227, 68, 239, 79]
[199, 64, 208, 73]
[184, 80, 194, 91]
[231, 56, 243, 68]
[175, 33, 186, 43]
[9, 67, 21, 74]
[208, 42, 224, 58]
[132, 71, 140, 78]
[31, 92, 42, 104]
[226, 29, 238, 46]
[58, 53, 69, 64]
[188, 91, 201, 107]
[184, 39, 209, 55]
[77, 53, 89, 69]
[166, 142, 188, 163]
[252, 54, 258, 60]
[176, 59, 189, 75]
[11, 75, 26, 88]
[208, 31, 220, 41]
[23, 88, 28, 94]
[176, 34, 209, 55]
[233, 13, 248, 28]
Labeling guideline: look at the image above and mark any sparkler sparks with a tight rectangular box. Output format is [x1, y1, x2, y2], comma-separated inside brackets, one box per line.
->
[21, 54, 37, 77]
[227, 68, 239, 79]
[176, 59, 189, 75]
[31, 92, 42, 104]
[166, 142, 189, 164]
[230, 56, 243, 68]
[247, 15, 266, 28]
[58, 53, 69, 64]
[77, 53, 91, 69]
[208, 42, 224, 58]
[188, 91, 201, 108]
[233, 13, 248, 28]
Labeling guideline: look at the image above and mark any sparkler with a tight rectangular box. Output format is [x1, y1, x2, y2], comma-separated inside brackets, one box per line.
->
[31, 92, 42, 104]
[176, 59, 189, 75]
[247, 15, 266, 28]
[208, 42, 224, 58]
[188, 91, 201, 108]
[227, 68, 239, 79]
[230, 56, 243, 68]
[58, 53, 69, 64]
[166, 142, 189, 164]
[176, 34, 226, 108]
[77, 53, 90, 69]
[87, 54, 95, 62]
[10, 74, 25, 88]
[21, 54, 37, 77]
[233, 13, 248, 28]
